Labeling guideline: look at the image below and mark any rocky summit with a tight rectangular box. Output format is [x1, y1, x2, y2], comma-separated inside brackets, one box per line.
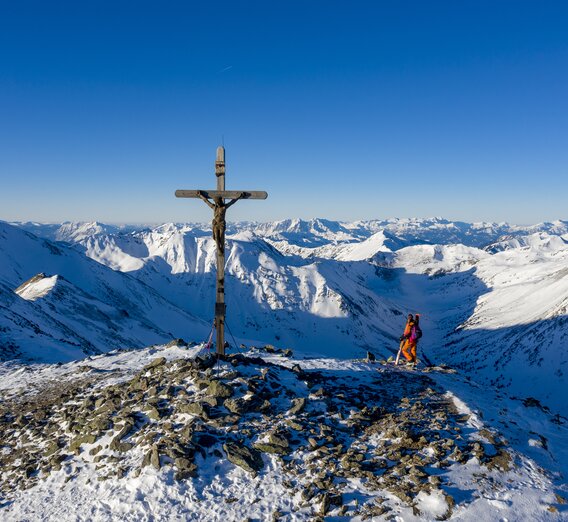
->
[1, 344, 559, 521]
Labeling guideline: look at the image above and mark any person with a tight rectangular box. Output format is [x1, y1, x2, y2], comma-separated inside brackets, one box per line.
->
[400, 313, 421, 365]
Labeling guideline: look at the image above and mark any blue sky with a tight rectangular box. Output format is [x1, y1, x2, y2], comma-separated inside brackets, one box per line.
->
[1, 1, 567, 224]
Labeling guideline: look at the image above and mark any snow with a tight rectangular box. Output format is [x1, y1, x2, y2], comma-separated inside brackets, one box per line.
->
[1, 345, 566, 521]
[2, 217, 567, 519]
[15, 274, 58, 301]
[4, 217, 568, 412]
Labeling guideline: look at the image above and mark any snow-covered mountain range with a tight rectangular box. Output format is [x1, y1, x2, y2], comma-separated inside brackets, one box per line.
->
[3, 217, 568, 413]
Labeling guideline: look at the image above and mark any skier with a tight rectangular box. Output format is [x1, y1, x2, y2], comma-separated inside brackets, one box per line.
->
[400, 313, 422, 365]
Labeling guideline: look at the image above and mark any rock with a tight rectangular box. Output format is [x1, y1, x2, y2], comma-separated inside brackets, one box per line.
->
[129, 377, 150, 391]
[308, 438, 319, 449]
[69, 434, 97, 453]
[320, 492, 331, 515]
[192, 433, 218, 448]
[49, 454, 66, 470]
[195, 355, 217, 371]
[486, 449, 512, 471]
[146, 406, 161, 421]
[223, 398, 247, 415]
[177, 402, 210, 418]
[195, 378, 211, 391]
[288, 398, 306, 415]
[202, 396, 220, 407]
[89, 415, 113, 432]
[285, 419, 303, 431]
[149, 446, 160, 469]
[111, 441, 134, 453]
[44, 441, 61, 457]
[165, 338, 187, 348]
[282, 349, 293, 357]
[253, 442, 290, 455]
[174, 457, 197, 476]
[223, 442, 263, 475]
[207, 381, 233, 398]
[268, 432, 289, 448]
[144, 357, 167, 371]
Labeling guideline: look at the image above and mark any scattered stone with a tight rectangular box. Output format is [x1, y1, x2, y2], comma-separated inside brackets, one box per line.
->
[223, 442, 263, 475]
[486, 449, 512, 472]
[207, 380, 233, 398]
[253, 442, 289, 455]
[144, 357, 167, 371]
[177, 402, 210, 418]
[288, 398, 306, 415]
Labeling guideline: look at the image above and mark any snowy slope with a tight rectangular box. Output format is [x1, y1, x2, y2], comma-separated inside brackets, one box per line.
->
[7, 218, 568, 415]
[0, 222, 208, 362]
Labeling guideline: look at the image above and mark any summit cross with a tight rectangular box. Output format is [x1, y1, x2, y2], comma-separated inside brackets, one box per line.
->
[175, 146, 268, 356]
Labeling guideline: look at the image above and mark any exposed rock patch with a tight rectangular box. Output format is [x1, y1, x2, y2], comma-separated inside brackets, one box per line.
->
[0, 352, 518, 519]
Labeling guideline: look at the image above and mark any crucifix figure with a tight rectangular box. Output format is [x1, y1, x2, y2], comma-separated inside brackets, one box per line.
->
[175, 146, 268, 356]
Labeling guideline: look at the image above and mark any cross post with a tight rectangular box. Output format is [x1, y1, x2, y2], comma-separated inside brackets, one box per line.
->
[175, 147, 268, 356]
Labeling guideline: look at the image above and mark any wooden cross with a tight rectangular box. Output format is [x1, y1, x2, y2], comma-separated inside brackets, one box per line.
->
[175, 146, 268, 356]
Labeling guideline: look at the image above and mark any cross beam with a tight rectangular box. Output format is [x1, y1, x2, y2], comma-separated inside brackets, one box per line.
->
[175, 146, 268, 356]
[175, 190, 267, 200]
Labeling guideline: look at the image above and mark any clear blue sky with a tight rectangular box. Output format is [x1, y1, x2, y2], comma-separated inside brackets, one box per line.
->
[1, 1, 567, 224]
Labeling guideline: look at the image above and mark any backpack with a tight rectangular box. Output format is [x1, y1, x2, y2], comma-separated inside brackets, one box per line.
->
[410, 324, 423, 342]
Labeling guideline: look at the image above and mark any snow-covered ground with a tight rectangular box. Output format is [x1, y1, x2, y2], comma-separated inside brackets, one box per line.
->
[0, 344, 566, 521]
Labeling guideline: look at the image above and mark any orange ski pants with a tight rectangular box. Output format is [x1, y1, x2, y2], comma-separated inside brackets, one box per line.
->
[401, 340, 417, 362]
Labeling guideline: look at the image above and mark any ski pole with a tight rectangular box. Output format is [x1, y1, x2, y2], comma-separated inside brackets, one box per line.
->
[395, 339, 405, 366]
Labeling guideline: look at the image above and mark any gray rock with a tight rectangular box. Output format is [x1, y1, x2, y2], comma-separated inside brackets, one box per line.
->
[288, 398, 306, 415]
[285, 419, 303, 431]
[143, 446, 160, 469]
[144, 357, 167, 371]
[174, 457, 197, 477]
[223, 442, 263, 474]
[253, 442, 290, 455]
[177, 402, 210, 418]
[320, 492, 331, 515]
[69, 434, 97, 453]
[268, 432, 289, 448]
[207, 381, 233, 398]
[223, 398, 247, 415]
[146, 406, 161, 421]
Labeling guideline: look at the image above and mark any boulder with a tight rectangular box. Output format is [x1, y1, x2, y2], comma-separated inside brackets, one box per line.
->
[253, 442, 290, 455]
[223, 442, 263, 474]
[144, 357, 167, 371]
[288, 398, 306, 415]
[69, 434, 97, 453]
[174, 457, 197, 477]
[207, 381, 233, 398]
[177, 402, 210, 419]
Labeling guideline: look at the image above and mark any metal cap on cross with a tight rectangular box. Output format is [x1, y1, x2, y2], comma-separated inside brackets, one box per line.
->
[175, 147, 268, 355]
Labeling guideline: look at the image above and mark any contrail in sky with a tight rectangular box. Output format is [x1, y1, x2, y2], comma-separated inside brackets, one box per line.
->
[218, 65, 233, 73]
